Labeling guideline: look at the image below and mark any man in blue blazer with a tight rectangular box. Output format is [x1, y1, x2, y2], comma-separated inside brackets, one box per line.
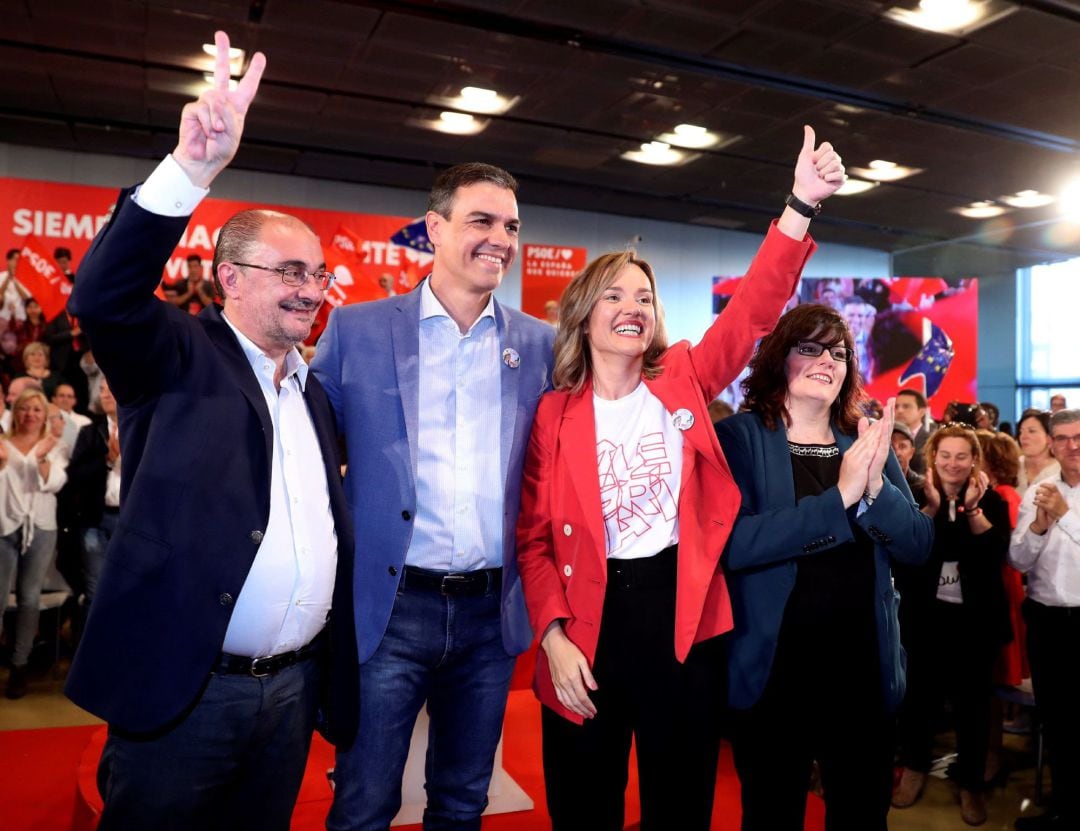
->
[63, 33, 356, 830]
[312, 163, 555, 830]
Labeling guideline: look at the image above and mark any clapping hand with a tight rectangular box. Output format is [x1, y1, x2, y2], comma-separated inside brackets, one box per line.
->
[173, 31, 266, 188]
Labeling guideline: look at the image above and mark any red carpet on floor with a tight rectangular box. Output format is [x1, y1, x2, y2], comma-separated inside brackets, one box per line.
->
[0, 690, 825, 830]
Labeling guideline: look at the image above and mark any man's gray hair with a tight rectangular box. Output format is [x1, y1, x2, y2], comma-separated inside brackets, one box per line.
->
[1049, 409, 1080, 431]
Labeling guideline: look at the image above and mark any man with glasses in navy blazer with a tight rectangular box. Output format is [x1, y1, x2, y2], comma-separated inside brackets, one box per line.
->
[64, 33, 356, 830]
[313, 163, 555, 830]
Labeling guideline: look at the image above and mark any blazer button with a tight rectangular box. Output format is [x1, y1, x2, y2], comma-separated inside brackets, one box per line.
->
[402, 510, 412, 521]
[250, 530, 264, 544]
[563, 564, 573, 578]
[563, 524, 572, 537]
[388, 566, 398, 577]
[219, 593, 233, 606]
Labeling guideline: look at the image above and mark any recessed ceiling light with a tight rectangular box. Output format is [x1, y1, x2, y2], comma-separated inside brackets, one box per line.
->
[849, 160, 923, 182]
[408, 110, 489, 136]
[427, 86, 518, 116]
[884, 0, 1017, 36]
[202, 72, 238, 91]
[1000, 189, 1056, 209]
[653, 123, 719, 149]
[834, 178, 879, 196]
[1060, 180, 1080, 222]
[953, 200, 1008, 219]
[621, 141, 695, 166]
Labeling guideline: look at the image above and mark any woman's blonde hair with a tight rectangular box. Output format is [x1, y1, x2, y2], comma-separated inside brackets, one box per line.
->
[552, 250, 668, 392]
[22, 340, 49, 366]
[4, 388, 50, 440]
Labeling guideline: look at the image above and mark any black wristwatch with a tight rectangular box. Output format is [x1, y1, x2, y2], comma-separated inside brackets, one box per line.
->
[785, 192, 822, 218]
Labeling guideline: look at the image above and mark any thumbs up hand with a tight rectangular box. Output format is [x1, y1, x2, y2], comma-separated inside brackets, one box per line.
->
[791, 125, 845, 206]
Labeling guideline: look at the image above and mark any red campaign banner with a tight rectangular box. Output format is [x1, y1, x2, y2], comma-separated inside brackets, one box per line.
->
[520, 243, 588, 321]
[14, 235, 71, 320]
[0, 176, 432, 323]
[711, 276, 978, 421]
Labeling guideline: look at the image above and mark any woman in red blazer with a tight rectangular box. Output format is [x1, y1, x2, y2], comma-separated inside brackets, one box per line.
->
[515, 126, 844, 830]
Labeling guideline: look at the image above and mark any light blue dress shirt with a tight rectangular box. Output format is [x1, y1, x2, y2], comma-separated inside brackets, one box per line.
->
[406, 279, 503, 571]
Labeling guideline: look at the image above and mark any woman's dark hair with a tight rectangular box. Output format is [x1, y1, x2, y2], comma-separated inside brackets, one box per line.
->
[741, 303, 864, 433]
[1018, 408, 1051, 436]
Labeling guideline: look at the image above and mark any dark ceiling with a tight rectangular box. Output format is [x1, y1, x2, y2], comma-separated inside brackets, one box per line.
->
[4, 0, 1080, 274]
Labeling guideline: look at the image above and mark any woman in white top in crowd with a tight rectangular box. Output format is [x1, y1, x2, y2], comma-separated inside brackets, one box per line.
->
[0, 387, 68, 698]
[1016, 408, 1059, 497]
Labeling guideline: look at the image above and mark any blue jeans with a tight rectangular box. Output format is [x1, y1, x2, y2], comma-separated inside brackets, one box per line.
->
[0, 526, 58, 667]
[327, 579, 515, 831]
[81, 511, 118, 605]
[97, 656, 321, 831]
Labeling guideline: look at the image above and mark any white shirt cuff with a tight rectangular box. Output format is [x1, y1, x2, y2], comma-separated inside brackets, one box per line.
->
[133, 155, 209, 217]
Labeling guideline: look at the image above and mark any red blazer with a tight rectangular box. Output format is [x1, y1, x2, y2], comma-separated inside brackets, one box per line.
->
[516, 223, 816, 723]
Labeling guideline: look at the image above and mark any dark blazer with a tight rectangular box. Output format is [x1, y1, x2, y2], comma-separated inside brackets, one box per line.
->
[715, 412, 934, 714]
[64, 190, 357, 741]
[63, 415, 110, 529]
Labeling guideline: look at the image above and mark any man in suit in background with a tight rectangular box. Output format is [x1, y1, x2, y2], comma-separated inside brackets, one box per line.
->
[313, 162, 555, 830]
[64, 32, 355, 830]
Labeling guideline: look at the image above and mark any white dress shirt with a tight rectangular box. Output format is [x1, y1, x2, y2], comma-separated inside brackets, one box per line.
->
[406, 278, 503, 572]
[1009, 475, 1080, 607]
[135, 157, 337, 658]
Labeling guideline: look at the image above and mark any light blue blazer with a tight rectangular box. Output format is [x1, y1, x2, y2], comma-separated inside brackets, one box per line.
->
[311, 285, 555, 663]
[715, 411, 933, 714]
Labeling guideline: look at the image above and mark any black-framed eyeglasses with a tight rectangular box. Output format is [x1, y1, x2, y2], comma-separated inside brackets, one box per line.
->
[231, 262, 335, 290]
[794, 340, 853, 362]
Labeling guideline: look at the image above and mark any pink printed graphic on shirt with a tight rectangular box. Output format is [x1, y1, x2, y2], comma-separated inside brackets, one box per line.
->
[598, 431, 676, 554]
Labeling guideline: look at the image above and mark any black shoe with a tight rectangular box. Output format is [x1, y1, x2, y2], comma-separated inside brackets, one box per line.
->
[4, 664, 29, 699]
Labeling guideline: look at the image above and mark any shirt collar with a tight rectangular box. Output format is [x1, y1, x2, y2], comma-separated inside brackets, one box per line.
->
[420, 277, 496, 333]
[221, 311, 309, 390]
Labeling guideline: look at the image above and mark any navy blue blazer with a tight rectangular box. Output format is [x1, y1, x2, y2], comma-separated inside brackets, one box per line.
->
[64, 191, 357, 741]
[310, 286, 555, 664]
[715, 412, 933, 714]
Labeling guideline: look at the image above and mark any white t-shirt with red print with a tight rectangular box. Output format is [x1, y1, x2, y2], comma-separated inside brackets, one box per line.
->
[593, 381, 683, 560]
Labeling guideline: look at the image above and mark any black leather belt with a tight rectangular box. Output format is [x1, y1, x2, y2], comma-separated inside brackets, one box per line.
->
[402, 566, 501, 596]
[214, 641, 321, 678]
[1025, 598, 1080, 619]
[607, 544, 678, 590]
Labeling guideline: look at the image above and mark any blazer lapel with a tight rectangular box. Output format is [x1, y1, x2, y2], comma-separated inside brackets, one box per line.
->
[561, 384, 608, 565]
[390, 289, 423, 481]
[203, 307, 273, 464]
[495, 302, 519, 492]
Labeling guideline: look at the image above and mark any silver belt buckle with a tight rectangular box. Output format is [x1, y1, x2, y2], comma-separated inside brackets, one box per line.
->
[440, 574, 469, 595]
[249, 655, 274, 677]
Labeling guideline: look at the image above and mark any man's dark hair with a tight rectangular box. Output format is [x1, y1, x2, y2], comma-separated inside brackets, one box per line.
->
[5, 248, 18, 261]
[897, 388, 928, 410]
[186, 254, 203, 265]
[54, 247, 72, 260]
[427, 163, 518, 219]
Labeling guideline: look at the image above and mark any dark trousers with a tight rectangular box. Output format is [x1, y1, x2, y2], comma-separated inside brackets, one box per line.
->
[896, 600, 996, 791]
[731, 607, 893, 831]
[541, 547, 725, 831]
[1025, 599, 1080, 821]
[97, 656, 320, 831]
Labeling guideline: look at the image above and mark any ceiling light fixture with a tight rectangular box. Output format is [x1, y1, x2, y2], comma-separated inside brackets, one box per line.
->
[621, 141, 693, 166]
[849, 160, 923, 182]
[1000, 189, 1056, 209]
[409, 110, 489, 136]
[1060, 179, 1080, 222]
[427, 86, 518, 116]
[202, 72, 239, 92]
[953, 200, 1008, 219]
[834, 178, 880, 196]
[884, 0, 1017, 36]
[653, 123, 723, 149]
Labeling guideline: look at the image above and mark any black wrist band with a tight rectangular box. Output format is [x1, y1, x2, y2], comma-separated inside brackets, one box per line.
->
[785, 192, 821, 218]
